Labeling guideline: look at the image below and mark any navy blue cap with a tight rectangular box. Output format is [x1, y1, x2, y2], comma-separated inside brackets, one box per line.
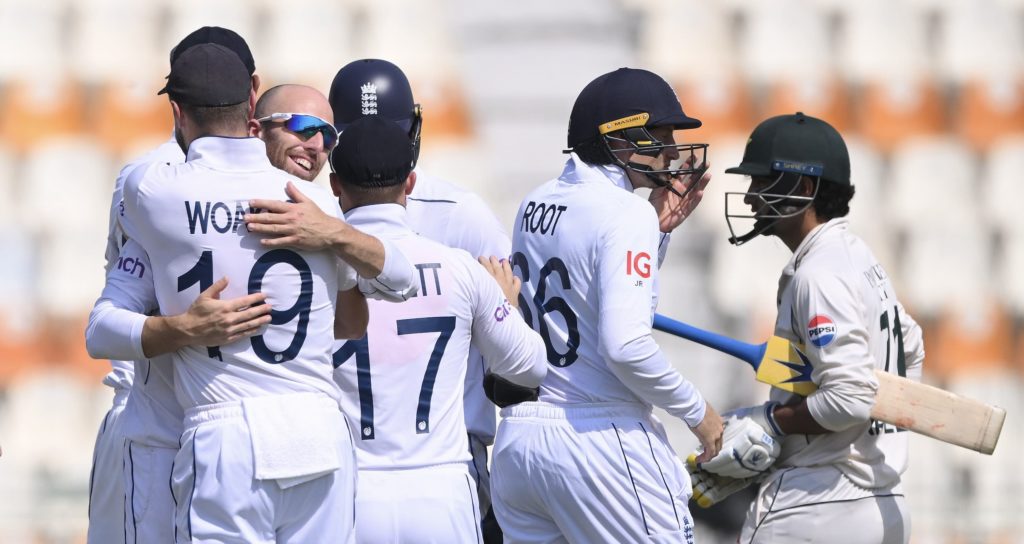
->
[331, 115, 414, 187]
[725, 112, 850, 185]
[170, 26, 255, 76]
[158, 44, 251, 107]
[567, 68, 701, 149]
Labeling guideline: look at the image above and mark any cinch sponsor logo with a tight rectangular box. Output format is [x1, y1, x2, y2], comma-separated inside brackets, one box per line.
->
[626, 250, 651, 278]
[116, 255, 146, 278]
[493, 300, 513, 322]
[807, 315, 836, 348]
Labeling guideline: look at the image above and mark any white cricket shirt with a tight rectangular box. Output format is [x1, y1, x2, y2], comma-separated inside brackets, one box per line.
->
[406, 171, 512, 443]
[334, 203, 545, 470]
[120, 136, 352, 408]
[101, 136, 184, 392]
[510, 154, 706, 426]
[771, 218, 925, 490]
[88, 239, 183, 447]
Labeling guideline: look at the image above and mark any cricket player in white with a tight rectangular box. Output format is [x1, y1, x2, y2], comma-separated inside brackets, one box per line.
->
[87, 139, 181, 544]
[87, 80, 415, 540]
[291, 114, 541, 543]
[697, 113, 924, 543]
[116, 44, 415, 543]
[86, 26, 262, 544]
[491, 68, 724, 544]
[327, 58, 513, 542]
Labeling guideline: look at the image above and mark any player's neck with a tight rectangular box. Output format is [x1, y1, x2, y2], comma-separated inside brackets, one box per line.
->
[779, 212, 824, 252]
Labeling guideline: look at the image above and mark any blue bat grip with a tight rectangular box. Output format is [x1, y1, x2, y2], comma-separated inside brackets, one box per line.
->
[652, 313, 767, 370]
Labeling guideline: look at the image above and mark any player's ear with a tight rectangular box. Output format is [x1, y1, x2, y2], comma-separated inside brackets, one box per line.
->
[800, 175, 816, 197]
[249, 75, 261, 115]
[405, 171, 417, 196]
[248, 118, 262, 138]
[329, 173, 343, 198]
[170, 100, 183, 128]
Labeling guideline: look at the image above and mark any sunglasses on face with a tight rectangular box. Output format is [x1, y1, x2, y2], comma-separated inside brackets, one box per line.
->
[256, 113, 338, 149]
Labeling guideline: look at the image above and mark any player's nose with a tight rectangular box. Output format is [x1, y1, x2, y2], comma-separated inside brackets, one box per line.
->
[743, 188, 758, 208]
[305, 131, 326, 152]
[664, 144, 680, 162]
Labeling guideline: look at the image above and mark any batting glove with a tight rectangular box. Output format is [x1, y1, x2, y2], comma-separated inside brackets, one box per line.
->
[686, 454, 757, 508]
[696, 416, 781, 479]
[722, 401, 784, 438]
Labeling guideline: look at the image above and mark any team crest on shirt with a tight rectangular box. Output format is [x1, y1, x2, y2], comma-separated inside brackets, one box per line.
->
[806, 315, 837, 348]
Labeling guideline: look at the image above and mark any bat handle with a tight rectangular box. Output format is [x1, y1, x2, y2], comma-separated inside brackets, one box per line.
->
[653, 313, 766, 369]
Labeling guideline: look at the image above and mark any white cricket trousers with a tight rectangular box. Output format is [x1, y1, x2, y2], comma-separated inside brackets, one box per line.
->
[171, 398, 356, 544]
[355, 463, 482, 544]
[123, 441, 176, 543]
[491, 402, 696, 544]
[740, 466, 911, 543]
[87, 387, 129, 544]
[468, 433, 493, 517]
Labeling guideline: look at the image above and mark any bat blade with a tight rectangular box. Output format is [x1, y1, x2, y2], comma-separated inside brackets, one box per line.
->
[873, 372, 1006, 455]
[653, 313, 1007, 455]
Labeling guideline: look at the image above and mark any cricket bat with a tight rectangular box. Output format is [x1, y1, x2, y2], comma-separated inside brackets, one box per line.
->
[653, 313, 1006, 455]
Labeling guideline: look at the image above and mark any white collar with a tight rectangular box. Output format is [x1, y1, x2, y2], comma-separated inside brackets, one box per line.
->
[344, 203, 410, 234]
[185, 136, 273, 172]
[559, 153, 634, 193]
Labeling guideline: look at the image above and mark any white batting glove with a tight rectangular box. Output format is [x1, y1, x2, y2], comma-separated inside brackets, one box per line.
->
[686, 454, 757, 508]
[722, 401, 784, 438]
[696, 416, 781, 479]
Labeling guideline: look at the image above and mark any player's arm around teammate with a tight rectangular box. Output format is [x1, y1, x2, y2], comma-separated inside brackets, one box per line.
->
[246, 181, 418, 303]
[87, 245, 271, 361]
[90, 82, 378, 361]
[85, 27, 260, 544]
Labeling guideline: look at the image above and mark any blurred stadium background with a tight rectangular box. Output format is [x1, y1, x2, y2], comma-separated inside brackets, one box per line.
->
[0, 0, 1021, 542]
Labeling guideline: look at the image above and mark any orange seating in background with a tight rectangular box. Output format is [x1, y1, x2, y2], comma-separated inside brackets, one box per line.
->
[924, 304, 1015, 380]
[762, 78, 852, 135]
[93, 82, 173, 155]
[856, 79, 946, 153]
[954, 78, 1024, 152]
[0, 315, 107, 387]
[1015, 324, 1024, 376]
[414, 79, 473, 142]
[0, 318, 42, 386]
[675, 78, 755, 143]
[0, 80, 86, 152]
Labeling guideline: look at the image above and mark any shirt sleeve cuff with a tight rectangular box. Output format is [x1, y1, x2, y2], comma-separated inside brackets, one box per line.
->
[128, 314, 148, 360]
[358, 238, 418, 301]
[657, 232, 671, 268]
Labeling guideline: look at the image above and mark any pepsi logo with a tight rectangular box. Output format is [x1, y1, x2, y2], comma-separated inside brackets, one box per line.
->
[807, 315, 837, 348]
